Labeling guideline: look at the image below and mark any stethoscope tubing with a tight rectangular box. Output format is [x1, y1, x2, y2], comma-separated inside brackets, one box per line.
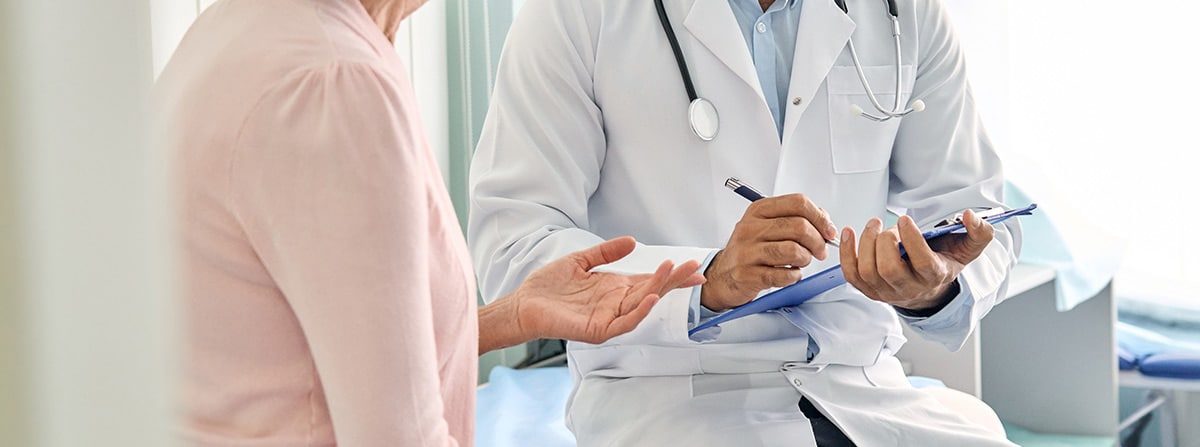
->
[656, 0, 923, 138]
[654, 0, 698, 103]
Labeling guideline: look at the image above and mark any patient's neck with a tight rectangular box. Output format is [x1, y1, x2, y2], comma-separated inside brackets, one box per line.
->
[359, 0, 425, 42]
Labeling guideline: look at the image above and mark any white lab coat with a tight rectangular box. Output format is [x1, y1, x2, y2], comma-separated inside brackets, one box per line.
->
[469, 0, 1020, 445]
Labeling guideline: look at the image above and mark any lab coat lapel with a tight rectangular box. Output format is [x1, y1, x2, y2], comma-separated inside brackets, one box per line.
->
[781, 0, 855, 143]
[683, 0, 767, 108]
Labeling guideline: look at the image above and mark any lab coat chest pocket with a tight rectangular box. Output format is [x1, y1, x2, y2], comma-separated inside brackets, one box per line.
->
[826, 65, 914, 174]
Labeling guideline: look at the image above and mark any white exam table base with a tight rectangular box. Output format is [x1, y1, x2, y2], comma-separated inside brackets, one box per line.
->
[896, 264, 1119, 439]
[1117, 332, 1200, 446]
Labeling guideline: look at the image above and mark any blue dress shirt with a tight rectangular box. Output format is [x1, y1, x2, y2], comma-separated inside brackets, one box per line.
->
[726, 0, 803, 137]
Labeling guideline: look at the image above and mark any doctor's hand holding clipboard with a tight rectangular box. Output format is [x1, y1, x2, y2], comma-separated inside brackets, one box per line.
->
[712, 178, 996, 316]
[838, 209, 994, 314]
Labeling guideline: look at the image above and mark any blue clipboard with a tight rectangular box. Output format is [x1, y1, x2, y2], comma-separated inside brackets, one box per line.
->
[688, 203, 1038, 336]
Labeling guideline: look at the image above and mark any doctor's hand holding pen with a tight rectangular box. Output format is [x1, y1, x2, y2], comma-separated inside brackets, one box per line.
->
[701, 193, 839, 311]
[479, 236, 705, 353]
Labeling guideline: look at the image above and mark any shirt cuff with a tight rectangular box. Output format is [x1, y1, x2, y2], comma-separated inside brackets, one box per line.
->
[687, 250, 721, 327]
[895, 280, 960, 318]
[896, 276, 974, 331]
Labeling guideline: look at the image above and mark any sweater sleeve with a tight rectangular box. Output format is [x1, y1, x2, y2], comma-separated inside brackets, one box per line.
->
[230, 62, 458, 447]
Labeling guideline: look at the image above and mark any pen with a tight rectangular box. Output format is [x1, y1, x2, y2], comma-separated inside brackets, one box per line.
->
[724, 177, 840, 248]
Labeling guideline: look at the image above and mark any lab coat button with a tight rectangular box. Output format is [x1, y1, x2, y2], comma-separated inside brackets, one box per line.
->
[755, 22, 767, 33]
[792, 97, 802, 106]
[793, 378, 802, 386]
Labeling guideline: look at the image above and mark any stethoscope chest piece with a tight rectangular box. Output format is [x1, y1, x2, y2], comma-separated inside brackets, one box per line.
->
[688, 97, 719, 141]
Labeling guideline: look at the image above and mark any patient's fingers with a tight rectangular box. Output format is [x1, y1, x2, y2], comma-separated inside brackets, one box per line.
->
[602, 294, 660, 342]
[621, 261, 673, 314]
[658, 260, 704, 295]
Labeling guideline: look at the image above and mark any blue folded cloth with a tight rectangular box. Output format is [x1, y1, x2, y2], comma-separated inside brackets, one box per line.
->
[1116, 320, 1200, 379]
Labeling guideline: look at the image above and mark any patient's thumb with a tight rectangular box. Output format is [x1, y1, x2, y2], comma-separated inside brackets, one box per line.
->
[575, 236, 637, 270]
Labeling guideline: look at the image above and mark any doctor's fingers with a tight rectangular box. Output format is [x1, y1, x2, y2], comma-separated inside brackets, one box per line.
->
[959, 209, 995, 260]
[875, 230, 920, 291]
[747, 194, 837, 240]
[898, 216, 950, 284]
[734, 266, 804, 290]
[755, 241, 815, 268]
[753, 217, 829, 261]
[855, 219, 892, 293]
[839, 227, 878, 297]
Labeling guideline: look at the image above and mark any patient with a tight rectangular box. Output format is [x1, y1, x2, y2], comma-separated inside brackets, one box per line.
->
[156, 0, 699, 445]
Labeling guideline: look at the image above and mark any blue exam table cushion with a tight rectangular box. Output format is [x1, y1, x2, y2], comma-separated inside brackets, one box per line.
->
[1002, 423, 1115, 447]
[476, 367, 575, 447]
[1118, 345, 1138, 371]
[1137, 351, 1200, 380]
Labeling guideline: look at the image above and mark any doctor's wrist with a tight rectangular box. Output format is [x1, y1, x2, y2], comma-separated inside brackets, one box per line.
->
[894, 280, 959, 317]
[699, 250, 749, 312]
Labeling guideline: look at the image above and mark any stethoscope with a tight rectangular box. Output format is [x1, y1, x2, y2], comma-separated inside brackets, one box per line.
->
[653, 0, 927, 141]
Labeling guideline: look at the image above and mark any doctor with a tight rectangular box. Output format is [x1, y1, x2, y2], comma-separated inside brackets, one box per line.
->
[470, 0, 1020, 445]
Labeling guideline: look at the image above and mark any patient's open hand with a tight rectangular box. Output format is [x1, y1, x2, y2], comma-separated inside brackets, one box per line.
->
[514, 237, 704, 344]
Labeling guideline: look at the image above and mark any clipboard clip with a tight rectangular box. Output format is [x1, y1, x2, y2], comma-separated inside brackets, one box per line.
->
[934, 207, 1007, 229]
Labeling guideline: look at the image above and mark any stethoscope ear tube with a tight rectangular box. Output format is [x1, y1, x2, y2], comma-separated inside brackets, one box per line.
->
[840, 0, 899, 18]
[840, 0, 924, 121]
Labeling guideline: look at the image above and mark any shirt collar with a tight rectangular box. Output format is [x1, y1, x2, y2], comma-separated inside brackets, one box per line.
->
[737, 0, 800, 13]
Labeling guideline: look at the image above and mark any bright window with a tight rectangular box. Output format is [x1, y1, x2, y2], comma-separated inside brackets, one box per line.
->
[946, 0, 1200, 320]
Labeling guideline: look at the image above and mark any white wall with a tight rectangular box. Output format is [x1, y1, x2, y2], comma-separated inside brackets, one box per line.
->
[941, 0, 1009, 151]
[1008, 2, 1200, 315]
[1, 0, 175, 446]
